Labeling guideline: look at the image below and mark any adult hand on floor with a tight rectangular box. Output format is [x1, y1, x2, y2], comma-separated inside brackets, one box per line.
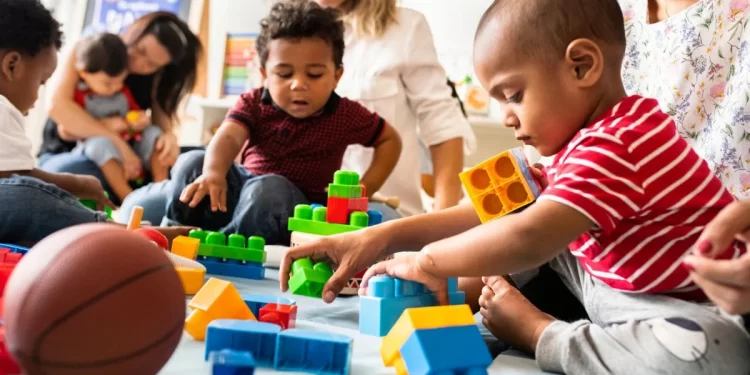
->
[280, 226, 391, 303]
[684, 200, 750, 315]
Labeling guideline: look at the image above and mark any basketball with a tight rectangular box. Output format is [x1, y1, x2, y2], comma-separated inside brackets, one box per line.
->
[2, 224, 185, 375]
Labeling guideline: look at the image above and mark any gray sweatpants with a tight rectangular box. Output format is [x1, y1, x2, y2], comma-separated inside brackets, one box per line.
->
[529, 252, 750, 375]
[74, 125, 162, 169]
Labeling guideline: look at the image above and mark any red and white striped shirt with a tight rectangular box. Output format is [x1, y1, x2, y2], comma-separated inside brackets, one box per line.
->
[540, 96, 745, 299]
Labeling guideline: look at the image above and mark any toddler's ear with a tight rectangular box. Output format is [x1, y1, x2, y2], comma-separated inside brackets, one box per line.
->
[0, 52, 21, 81]
[565, 38, 604, 87]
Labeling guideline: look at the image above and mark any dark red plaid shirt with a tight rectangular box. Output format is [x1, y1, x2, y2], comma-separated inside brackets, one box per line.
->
[227, 88, 384, 202]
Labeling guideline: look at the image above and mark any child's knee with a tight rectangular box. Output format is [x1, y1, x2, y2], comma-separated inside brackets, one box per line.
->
[81, 137, 120, 166]
[171, 150, 206, 180]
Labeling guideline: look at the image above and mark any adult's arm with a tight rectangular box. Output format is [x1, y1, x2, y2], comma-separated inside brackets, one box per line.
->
[401, 11, 477, 209]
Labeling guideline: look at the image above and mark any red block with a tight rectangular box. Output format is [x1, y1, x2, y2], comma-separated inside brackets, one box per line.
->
[0, 264, 15, 298]
[326, 197, 349, 224]
[360, 184, 366, 198]
[0, 326, 20, 375]
[259, 303, 298, 330]
[348, 197, 368, 213]
[135, 227, 169, 250]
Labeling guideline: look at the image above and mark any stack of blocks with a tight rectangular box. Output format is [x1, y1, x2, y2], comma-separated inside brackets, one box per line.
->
[205, 320, 352, 375]
[381, 305, 492, 375]
[459, 147, 542, 223]
[187, 230, 267, 280]
[288, 170, 384, 298]
[359, 276, 465, 337]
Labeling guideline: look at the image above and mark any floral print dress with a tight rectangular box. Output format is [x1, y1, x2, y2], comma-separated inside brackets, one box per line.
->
[619, 0, 750, 198]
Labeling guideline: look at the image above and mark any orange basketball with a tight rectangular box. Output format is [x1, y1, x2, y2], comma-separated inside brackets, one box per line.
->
[2, 224, 185, 375]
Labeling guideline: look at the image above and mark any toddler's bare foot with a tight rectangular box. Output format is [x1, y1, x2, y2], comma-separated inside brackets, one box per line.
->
[479, 275, 555, 354]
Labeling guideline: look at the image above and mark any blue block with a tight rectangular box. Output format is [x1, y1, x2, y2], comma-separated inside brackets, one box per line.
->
[310, 204, 325, 210]
[205, 320, 281, 367]
[198, 256, 265, 280]
[0, 243, 29, 255]
[274, 329, 352, 375]
[366, 210, 383, 226]
[210, 349, 256, 375]
[241, 294, 296, 317]
[400, 325, 492, 375]
[359, 276, 465, 336]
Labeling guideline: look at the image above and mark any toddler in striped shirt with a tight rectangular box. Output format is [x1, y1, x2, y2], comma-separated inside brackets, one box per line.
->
[355, 0, 750, 373]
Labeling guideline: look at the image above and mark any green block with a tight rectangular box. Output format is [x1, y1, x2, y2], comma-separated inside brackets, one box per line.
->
[333, 170, 360, 186]
[79, 193, 112, 219]
[327, 184, 362, 199]
[189, 230, 266, 263]
[288, 204, 368, 235]
[288, 258, 333, 298]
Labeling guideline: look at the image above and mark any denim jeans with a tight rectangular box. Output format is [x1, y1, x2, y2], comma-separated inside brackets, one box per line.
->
[0, 175, 109, 244]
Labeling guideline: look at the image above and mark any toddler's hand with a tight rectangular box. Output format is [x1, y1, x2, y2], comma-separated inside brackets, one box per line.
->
[120, 147, 143, 180]
[180, 172, 228, 212]
[530, 163, 549, 190]
[359, 252, 451, 305]
[101, 117, 129, 134]
[73, 175, 116, 211]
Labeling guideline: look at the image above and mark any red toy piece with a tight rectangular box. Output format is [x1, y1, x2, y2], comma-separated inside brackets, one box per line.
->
[348, 197, 368, 213]
[326, 197, 350, 224]
[135, 227, 169, 250]
[0, 326, 20, 375]
[258, 303, 297, 330]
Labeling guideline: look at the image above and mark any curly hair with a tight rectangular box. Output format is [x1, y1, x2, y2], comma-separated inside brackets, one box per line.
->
[256, 0, 345, 68]
[0, 0, 63, 56]
[76, 33, 128, 77]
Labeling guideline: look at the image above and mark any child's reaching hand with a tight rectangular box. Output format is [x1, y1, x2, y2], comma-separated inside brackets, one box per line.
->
[180, 171, 228, 212]
[359, 252, 452, 306]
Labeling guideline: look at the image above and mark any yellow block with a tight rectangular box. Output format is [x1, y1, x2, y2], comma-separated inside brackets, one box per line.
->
[172, 236, 200, 260]
[185, 277, 256, 341]
[381, 305, 475, 367]
[176, 267, 205, 295]
[126, 110, 140, 123]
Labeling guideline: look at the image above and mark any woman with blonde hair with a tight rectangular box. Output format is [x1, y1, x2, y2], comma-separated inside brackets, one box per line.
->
[315, 0, 476, 217]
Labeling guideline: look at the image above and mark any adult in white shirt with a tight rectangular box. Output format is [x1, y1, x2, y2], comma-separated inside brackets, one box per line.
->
[314, 0, 477, 217]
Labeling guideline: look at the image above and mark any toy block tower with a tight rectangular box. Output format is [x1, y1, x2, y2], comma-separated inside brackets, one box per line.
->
[326, 171, 368, 224]
[188, 230, 267, 280]
[381, 305, 492, 375]
[460, 147, 542, 223]
[359, 276, 465, 336]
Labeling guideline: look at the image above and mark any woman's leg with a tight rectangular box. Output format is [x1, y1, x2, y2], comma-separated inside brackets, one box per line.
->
[38, 153, 107, 190]
[0, 175, 109, 244]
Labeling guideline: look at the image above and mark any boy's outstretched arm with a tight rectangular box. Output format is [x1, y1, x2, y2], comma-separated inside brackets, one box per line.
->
[359, 122, 402, 198]
[419, 200, 593, 278]
[179, 120, 249, 212]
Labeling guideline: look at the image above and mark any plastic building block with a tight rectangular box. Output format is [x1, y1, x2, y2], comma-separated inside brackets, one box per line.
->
[199, 257, 266, 280]
[0, 243, 29, 255]
[79, 194, 113, 219]
[359, 276, 465, 337]
[367, 210, 383, 226]
[290, 232, 361, 296]
[210, 349, 256, 375]
[186, 278, 256, 340]
[288, 204, 368, 236]
[326, 197, 350, 224]
[328, 170, 363, 199]
[172, 235, 201, 260]
[348, 197, 368, 213]
[0, 326, 20, 375]
[381, 305, 476, 370]
[135, 227, 168, 250]
[259, 303, 297, 330]
[288, 258, 333, 298]
[398, 325, 491, 375]
[242, 294, 296, 318]
[459, 147, 542, 223]
[176, 266, 206, 295]
[205, 320, 281, 366]
[274, 329, 352, 375]
[190, 230, 267, 264]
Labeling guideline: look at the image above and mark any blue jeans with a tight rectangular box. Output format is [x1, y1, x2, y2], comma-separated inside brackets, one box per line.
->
[0, 175, 109, 244]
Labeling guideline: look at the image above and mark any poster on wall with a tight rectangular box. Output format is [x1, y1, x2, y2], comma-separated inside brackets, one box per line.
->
[221, 33, 262, 98]
[84, 0, 192, 34]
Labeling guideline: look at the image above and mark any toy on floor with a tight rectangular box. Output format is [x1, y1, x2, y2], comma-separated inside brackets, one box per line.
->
[188, 230, 267, 280]
[205, 319, 352, 375]
[185, 277, 256, 341]
[288, 258, 333, 298]
[288, 170, 386, 298]
[210, 349, 256, 375]
[459, 147, 542, 223]
[359, 276, 465, 337]
[2, 223, 185, 375]
[381, 305, 492, 375]
[78, 192, 113, 219]
[0, 244, 27, 375]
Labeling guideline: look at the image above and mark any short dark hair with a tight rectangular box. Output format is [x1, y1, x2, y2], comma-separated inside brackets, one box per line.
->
[256, 0, 345, 68]
[0, 0, 63, 56]
[76, 33, 128, 76]
[476, 0, 626, 62]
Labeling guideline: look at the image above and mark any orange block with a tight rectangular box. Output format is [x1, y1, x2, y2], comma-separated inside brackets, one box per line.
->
[459, 148, 542, 223]
[185, 278, 256, 340]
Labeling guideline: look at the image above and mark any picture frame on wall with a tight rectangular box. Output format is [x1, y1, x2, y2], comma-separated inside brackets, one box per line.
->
[80, 0, 204, 34]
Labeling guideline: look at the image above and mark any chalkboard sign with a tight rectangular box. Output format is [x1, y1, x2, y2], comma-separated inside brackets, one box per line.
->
[83, 0, 192, 34]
